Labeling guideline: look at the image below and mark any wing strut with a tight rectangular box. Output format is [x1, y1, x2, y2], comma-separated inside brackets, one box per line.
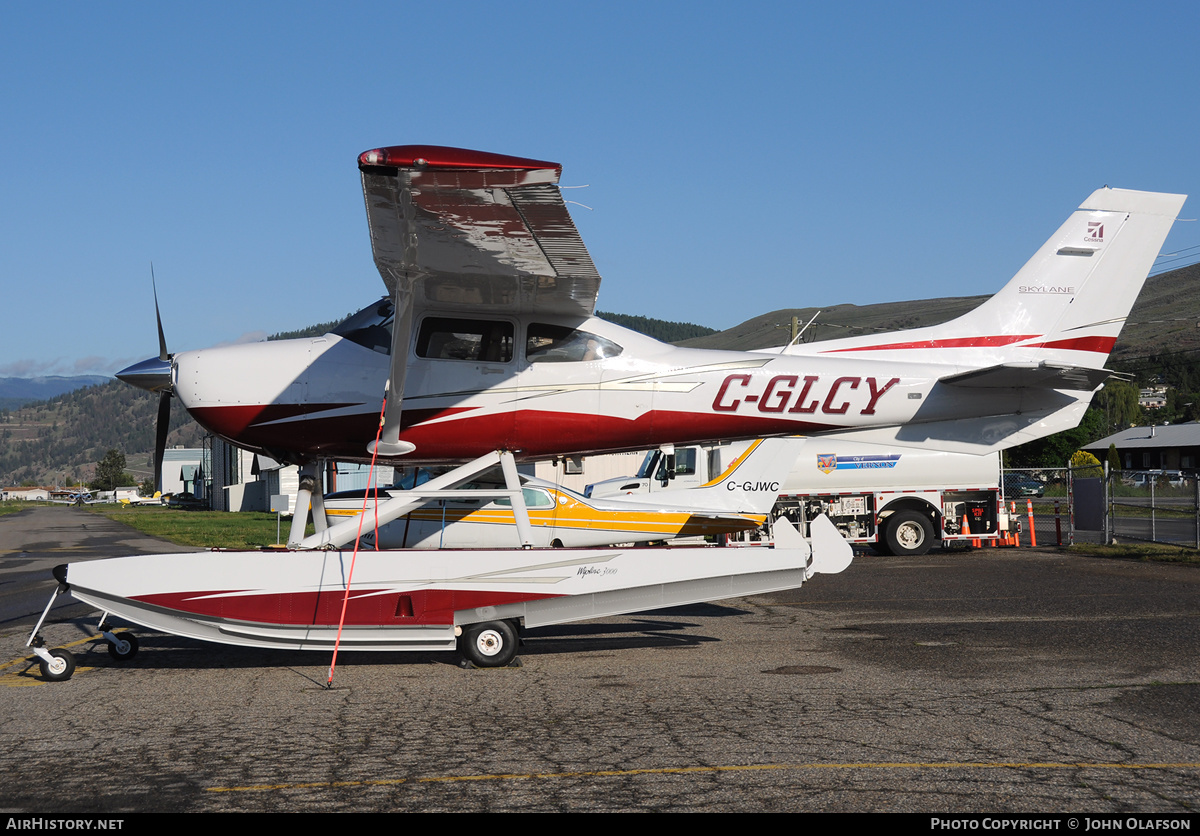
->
[298, 450, 535, 550]
[369, 281, 416, 457]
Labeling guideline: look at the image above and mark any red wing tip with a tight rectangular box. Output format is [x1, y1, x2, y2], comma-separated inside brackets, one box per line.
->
[358, 145, 561, 173]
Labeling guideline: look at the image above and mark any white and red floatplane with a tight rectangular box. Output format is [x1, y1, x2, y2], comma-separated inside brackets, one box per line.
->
[28, 144, 1185, 678]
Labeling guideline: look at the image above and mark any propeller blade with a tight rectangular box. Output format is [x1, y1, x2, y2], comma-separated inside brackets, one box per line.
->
[152, 263, 169, 362]
[154, 391, 171, 494]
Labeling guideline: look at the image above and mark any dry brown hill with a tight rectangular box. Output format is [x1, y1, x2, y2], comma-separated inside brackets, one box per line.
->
[680, 263, 1200, 361]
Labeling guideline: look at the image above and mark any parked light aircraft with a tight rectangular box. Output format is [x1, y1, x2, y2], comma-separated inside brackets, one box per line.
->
[119, 491, 166, 506]
[29, 145, 1184, 680]
[323, 437, 792, 549]
[117, 148, 1183, 477]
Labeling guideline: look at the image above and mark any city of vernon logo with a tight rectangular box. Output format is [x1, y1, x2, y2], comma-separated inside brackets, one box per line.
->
[1086, 221, 1104, 243]
[817, 454, 837, 474]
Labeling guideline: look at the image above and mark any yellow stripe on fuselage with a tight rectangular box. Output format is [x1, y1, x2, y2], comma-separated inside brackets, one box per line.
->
[325, 491, 764, 537]
[699, 439, 764, 488]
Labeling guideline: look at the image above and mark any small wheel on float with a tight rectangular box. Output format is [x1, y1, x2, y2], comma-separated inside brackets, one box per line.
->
[459, 620, 518, 668]
[884, 510, 935, 556]
[39, 648, 76, 682]
[107, 632, 139, 661]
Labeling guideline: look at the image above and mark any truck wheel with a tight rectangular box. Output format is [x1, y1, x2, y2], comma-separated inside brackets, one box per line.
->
[885, 511, 934, 556]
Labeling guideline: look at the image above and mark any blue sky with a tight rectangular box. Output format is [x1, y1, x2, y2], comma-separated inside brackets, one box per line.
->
[3, 1, 1199, 376]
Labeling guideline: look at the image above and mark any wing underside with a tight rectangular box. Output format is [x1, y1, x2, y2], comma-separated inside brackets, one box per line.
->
[359, 145, 601, 318]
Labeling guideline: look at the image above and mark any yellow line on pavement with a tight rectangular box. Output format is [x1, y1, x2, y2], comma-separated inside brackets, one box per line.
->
[205, 761, 1200, 793]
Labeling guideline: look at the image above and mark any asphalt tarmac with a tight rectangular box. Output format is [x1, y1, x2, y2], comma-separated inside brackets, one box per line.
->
[1, 506, 1197, 813]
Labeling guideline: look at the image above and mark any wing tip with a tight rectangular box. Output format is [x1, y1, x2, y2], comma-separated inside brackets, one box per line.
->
[358, 145, 561, 174]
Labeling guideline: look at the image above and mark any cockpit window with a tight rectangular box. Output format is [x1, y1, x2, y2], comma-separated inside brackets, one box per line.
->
[332, 298, 394, 353]
[495, 488, 555, 508]
[416, 317, 514, 362]
[526, 324, 623, 363]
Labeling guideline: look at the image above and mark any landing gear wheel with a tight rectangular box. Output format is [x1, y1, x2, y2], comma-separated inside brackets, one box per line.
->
[39, 648, 76, 682]
[107, 632, 139, 661]
[885, 511, 935, 556]
[459, 621, 518, 668]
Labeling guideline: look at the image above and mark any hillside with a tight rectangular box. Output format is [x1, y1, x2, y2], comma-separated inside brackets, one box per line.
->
[0, 381, 203, 487]
[678, 295, 990, 351]
[681, 263, 1200, 358]
[0, 375, 111, 411]
[1108, 263, 1200, 363]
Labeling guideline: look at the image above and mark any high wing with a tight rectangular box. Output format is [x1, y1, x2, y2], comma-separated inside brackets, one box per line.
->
[359, 145, 601, 317]
[356, 145, 602, 455]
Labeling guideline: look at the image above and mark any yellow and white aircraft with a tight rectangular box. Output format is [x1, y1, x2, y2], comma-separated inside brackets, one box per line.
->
[323, 438, 791, 549]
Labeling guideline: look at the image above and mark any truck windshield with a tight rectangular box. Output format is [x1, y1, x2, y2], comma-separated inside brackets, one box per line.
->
[635, 451, 661, 479]
[635, 449, 698, 481]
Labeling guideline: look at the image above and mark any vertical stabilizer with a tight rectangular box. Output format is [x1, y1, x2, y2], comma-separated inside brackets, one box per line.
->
[801, 188, 1186, 370]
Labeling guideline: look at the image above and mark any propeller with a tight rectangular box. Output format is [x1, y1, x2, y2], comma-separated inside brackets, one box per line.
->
[115, 265, 174, 494]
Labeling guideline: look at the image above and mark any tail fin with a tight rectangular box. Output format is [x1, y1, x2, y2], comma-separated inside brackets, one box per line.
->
[802, 188, 1186, 369]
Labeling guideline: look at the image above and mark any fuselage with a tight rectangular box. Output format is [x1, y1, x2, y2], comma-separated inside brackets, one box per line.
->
[168, 302, 1040, 466]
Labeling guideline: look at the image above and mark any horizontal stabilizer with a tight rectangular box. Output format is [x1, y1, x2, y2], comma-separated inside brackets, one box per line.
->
[940, 362, 1112, 391]
[825, 400, 1092, 455]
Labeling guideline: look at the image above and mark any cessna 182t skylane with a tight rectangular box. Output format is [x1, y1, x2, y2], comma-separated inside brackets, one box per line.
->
[30, 145, 1184, 680]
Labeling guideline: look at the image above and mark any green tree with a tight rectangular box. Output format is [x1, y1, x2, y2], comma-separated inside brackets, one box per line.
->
[1094, 380, 1143, 432]
[91, 449, 136, 491]
[1107, 443, 1121, 473]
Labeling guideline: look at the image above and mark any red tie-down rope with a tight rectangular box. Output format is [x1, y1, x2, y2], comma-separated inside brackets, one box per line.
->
[327, 394, 388, 688]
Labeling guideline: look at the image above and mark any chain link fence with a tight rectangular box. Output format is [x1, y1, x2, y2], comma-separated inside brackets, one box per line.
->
[1002, 465, 1200, 547]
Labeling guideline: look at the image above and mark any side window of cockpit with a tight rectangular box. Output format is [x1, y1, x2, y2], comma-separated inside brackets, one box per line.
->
[674, 448, 697, 476]
[415, 318, 514, 362]
[526, 324, 623, 363]
[495, 488, 555, 508]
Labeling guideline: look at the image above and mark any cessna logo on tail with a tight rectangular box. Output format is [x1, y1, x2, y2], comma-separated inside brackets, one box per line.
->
[1086, 221, 1104, 242]
[711, 374, 899, 416]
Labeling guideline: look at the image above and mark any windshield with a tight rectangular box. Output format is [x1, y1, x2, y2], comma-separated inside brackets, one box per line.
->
[526, 323, 622, 363]
[332, 298, 394, 353]
[635, 451, 661, 479]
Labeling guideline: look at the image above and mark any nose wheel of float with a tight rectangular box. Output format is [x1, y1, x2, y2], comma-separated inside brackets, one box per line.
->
[26, 574, 141, 681]
[38, 648, 76, 682]
[27, 578, 78, 681]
